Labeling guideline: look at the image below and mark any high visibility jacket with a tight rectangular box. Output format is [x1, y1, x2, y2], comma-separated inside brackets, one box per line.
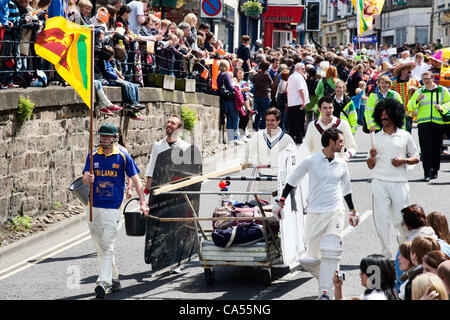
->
[331, 93, 358, 134]
[407, 85, 450, 125]
[364, 89, 403, 131]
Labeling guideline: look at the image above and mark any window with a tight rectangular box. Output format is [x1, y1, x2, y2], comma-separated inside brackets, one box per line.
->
[415, 26, 429, 45]
[395, 28, 406, 47]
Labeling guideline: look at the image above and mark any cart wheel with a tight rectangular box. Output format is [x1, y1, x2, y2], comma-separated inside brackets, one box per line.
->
[204, 268, 215, 285]
[262, 268, 272, 287]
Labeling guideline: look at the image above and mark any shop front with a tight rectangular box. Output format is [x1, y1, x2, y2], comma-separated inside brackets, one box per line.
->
[262, 5, 304, 49]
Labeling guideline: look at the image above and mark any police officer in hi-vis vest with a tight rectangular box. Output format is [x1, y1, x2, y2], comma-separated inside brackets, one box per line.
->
[408, 71, 450, 181]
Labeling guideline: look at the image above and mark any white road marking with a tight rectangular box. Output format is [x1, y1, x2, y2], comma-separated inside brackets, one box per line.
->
[0, 230, 91, 281]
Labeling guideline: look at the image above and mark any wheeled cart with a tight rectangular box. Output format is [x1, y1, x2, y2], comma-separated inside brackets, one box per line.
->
[199, 231, 282, 287]
[144, 147, 307, 284]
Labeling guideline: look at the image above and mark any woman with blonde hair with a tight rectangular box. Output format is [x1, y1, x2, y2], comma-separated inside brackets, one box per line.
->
[402, 235, 441, 300]
[427, 211, 450, 246]
[331, 80, 358, 134]
[183, 13, 198, 50]
[412, 272, 448, 300]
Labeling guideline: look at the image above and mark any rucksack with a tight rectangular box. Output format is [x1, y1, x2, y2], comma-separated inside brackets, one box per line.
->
[322, 78, 335, 96]
[211, 223, 264, 248]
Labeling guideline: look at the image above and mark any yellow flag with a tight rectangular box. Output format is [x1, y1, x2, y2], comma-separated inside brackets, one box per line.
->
[35, 16, 92, 109]
[351, 0, 385, 36]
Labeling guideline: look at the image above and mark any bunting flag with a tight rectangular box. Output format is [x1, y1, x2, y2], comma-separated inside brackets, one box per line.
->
[331, 0, 338, 7]
[35, 16, 92, 109]
[351, 0, 385, 36]
[201, 67, 209, 80]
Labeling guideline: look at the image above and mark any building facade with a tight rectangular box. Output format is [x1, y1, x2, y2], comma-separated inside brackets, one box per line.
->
[262, 0, 304, 49]
[319, 0, 354, 47]
[380, 0, 432, 46]
[431, 0, 450, 46]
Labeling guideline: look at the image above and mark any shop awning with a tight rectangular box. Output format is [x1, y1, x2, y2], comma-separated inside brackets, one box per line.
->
[262, 6, 304, 24]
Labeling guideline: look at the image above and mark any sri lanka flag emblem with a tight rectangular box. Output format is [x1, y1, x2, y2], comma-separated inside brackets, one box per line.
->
[35, 16, 92, 109]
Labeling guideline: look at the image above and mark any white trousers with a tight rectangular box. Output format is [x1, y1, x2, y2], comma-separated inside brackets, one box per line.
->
[303, 209, 345, 278]
[371, 179, 409, 259]
[86, 207, 122, 285]
[255, 179, 277, 203]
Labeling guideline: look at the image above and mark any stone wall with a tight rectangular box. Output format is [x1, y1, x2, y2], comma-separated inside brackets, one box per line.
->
[0, 86, 221, 224]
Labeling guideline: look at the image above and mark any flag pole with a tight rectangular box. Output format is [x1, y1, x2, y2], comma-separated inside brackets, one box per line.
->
[89, 26, 94, 222]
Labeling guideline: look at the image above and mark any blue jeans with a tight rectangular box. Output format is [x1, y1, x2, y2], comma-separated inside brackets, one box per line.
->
[253, 97, 271, 130]
[109, 79, 139, 105]
[222, 98, 240, 142]
[357, 104, 365, 126]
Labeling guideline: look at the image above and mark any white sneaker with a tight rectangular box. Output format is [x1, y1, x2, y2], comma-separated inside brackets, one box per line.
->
[234, 140, 245, 145]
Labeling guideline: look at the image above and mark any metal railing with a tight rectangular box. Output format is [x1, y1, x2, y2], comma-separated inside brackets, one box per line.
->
[0, 25, 222, 95]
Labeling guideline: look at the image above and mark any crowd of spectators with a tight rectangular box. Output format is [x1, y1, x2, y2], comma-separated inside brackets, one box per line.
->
[1, 0, 448, 125]
[333, 204, 449, 300]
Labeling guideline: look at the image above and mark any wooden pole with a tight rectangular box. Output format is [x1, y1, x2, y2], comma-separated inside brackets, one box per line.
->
[147, 215, 276, 222]
[151, 163, 251, 195]
[183, 194, 208, 240]
[89, 26, 95, 222]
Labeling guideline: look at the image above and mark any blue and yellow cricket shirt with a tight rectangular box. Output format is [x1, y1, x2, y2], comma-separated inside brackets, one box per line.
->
[83, 145, 139, 209]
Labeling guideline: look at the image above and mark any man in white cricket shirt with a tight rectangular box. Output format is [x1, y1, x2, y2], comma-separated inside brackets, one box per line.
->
[273, 128, 360, 299]
[246, 107, 296, 201]
[366, 98, 419, 259]
[303, 95, 357, 161]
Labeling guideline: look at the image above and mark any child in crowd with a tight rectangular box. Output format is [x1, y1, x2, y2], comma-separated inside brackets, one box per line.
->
[99, 45, 144, 120]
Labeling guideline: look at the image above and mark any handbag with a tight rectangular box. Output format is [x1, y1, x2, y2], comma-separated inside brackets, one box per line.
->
[434, 88, 450, 122]
[439, 110, 450, 122]
[220, 82, 234, 100]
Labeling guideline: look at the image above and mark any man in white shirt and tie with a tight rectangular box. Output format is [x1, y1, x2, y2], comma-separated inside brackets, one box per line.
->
[303, 95, 357, 161]
[247, 107, 296, 201]
[366, 98, 420, 259]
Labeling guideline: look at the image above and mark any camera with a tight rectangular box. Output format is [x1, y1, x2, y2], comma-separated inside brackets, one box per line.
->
[337, 272, 345, 281]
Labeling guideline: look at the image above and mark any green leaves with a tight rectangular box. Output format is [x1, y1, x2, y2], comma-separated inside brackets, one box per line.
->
[11, 215, 33, 231]
[181, 106, 198, 131]
[17, 96, 35, 123]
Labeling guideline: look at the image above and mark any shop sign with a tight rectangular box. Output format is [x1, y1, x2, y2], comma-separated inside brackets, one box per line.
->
[262, 6, 304, 24]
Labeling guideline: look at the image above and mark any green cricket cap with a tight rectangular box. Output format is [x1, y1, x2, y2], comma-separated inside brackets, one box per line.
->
[97, 123, 118, 136]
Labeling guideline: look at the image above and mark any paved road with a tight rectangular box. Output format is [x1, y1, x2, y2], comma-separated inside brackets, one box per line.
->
[0, 125, 448, 301]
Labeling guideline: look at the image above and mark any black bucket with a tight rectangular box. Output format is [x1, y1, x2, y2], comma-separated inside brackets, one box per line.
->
[69, 177, 89, 206]
[123, 198, 146, 236]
